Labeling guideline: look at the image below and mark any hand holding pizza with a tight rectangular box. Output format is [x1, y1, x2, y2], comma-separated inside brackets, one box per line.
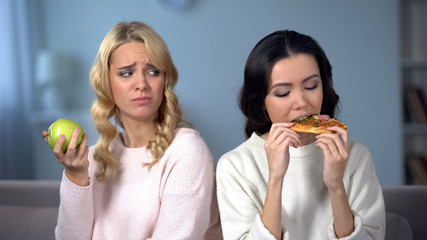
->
[264, 122, 301, 180]
[315, 125, 349, 190]
[289, 114, 349, 189]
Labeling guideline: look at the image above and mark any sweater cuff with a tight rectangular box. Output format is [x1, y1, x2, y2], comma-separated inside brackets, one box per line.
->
[248, 214, 278, 240]
[61, 170, 92, 195]
[327, 210, 363, 240]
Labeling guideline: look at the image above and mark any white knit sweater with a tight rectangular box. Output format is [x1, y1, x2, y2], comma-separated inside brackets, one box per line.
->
[216, 132, 385, 240]
[55, 128, 222, 240]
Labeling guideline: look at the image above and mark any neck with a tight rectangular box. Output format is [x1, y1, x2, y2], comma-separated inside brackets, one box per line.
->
[121, 118, 157, 148]
[297, 132, 317, 146]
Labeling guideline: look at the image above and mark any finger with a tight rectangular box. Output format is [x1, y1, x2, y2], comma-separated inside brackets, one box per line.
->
[82, 146, 89, 164]
[76, 145, 89, 167]
[327, 126, 348, 145]
[318, 130, 348, 155]
[268, 123, 294, 136]
[76, 133, 88, 159]
[316, 138, 346, 162]
[269, 128, 301, 147]
[271, 125, 300, 140]
[283, 135, 300, 149]
[273, 130, 301, 148]
[67, 128, 81, 153]
[315, 136, 339, 157]
[42, 130, 49, 144]
[271, 122, 295, 129]
[316, 141, 332, 158]
[53, 134, 66, 157]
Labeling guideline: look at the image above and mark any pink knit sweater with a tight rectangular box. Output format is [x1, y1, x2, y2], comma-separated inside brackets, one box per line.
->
[55, 128, 222, 240]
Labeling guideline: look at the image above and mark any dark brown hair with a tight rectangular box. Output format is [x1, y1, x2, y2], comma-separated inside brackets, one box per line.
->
[239, 30, 340, 138]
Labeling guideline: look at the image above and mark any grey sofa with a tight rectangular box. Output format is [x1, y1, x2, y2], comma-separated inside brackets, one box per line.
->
[0, 180, 59, 240]
[0, 180, 426, 240]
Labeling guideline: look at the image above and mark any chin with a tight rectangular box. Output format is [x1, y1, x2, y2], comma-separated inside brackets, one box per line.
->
[298, 132, 316, 144]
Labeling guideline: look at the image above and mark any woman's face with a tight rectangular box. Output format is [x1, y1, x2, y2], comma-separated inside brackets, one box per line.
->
[265, 53, 323, 125]
[109, 41, 165, 124]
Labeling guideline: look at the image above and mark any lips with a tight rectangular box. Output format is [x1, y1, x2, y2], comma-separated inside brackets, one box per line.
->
[132, 96, 151, 104]
[292, 113, 313, 122]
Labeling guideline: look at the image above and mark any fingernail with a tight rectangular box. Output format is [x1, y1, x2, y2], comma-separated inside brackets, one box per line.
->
[74, 128, 79, 133]
[60, 134, 65, 139]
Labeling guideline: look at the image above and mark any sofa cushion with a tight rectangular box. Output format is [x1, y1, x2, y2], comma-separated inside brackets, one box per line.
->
[385, 211, 413, 240]
[0, 205, 57, 240]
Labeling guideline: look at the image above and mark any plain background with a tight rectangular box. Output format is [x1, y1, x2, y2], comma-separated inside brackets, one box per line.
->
[26, 0, 401, 186]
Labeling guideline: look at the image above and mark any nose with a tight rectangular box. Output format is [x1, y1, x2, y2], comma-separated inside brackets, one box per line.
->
[135, 74, 147, 91]
[292, 90, 307, 109]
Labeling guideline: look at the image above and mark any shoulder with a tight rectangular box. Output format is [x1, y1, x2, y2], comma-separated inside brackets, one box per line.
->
[346, 141, 375, 173]
[166, 127, 213, 164]
[348, 141, 372, 160]
[172, 127, 204, 143]
[217, 135, 264, 174]
[170, 127, 209, 151]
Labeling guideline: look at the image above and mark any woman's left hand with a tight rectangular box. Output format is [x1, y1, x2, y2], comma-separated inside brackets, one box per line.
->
[315, 126, 349, 190]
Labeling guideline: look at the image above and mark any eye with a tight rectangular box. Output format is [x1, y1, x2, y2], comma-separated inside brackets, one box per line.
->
[305, 84, 318, 90]
[119, 71, 133, 77]
[147, 68, 161, 76]
[275, 92, 290, 98]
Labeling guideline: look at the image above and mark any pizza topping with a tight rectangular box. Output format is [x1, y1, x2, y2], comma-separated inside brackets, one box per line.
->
[291, 114, 347, 132]
[317, 115, 330, 121]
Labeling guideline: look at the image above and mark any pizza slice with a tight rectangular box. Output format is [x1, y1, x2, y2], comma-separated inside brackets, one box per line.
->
[290, 114, 347, 134]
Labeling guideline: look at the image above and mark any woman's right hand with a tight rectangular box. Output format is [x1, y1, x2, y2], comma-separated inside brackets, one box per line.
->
[264, 122, 301, 180]
[42, 128, 90, 186]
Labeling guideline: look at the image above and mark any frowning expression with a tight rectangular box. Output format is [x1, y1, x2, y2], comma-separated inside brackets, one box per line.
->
[109, 42, 165, 123]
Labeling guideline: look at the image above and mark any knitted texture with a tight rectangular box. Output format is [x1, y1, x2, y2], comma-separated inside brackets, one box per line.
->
[216, 132, 385, 240]
[56, 128, 222, 240]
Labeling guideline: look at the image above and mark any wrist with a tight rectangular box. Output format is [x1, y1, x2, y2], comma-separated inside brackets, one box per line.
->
[268, 177, 284, 189]
[65, 169, 90, 186]
[327, 181, 345, 195]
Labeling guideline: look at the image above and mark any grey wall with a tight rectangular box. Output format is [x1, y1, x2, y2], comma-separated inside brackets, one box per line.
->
[28, 0, 401, 186]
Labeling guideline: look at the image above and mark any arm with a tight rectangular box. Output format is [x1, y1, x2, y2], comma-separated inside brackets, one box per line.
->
[216, 158, 277, 240]
[149, 132, 220, 240]
[55, 173, 94, 240]
[217, 123, 300, 240]
[42, 129, 94, 239]
[339, 142, 386, 239]
[315, 126, 354, 237]
[316, 127, 385, 239]
[261, 123, 300, 239]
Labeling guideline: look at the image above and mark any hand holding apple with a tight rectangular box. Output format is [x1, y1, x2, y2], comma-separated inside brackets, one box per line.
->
[47, 119, 84, 152]
[42, 118, 90, 186]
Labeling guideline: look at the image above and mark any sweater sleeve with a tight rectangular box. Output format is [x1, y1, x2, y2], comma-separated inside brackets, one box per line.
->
[149, 131, 221, 240]
[55, 172, 94, 240]
[216, 153, 276, 240]
[327, 143, 386, 240]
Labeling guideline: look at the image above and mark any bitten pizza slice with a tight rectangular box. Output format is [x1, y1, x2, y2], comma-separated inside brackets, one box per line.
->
[290, 114, 347, 134]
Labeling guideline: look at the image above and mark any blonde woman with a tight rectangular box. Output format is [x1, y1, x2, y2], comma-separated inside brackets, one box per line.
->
[43, 21, 222, 240]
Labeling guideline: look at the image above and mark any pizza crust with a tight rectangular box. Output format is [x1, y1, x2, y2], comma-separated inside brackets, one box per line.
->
[290, 125, 334, 134]
[289, 115, 347, 134]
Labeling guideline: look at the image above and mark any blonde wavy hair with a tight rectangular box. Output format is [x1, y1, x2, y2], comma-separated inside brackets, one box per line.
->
[90, 21, 182, 182]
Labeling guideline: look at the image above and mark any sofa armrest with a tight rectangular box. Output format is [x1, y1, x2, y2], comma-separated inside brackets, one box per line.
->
[383, 186, 427, 240]
[0, 180, 60, 240]
[0, 180, 60, 207]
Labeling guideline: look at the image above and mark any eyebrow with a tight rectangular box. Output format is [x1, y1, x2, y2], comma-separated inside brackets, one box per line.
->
[144, 63, 157, 70]
[116, 62, 157, 71]
[117, 62, 136, 70]
[269, 73, 321, 90]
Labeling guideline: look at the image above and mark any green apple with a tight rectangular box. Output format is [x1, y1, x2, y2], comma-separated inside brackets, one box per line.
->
[48, 119, 83, 152]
